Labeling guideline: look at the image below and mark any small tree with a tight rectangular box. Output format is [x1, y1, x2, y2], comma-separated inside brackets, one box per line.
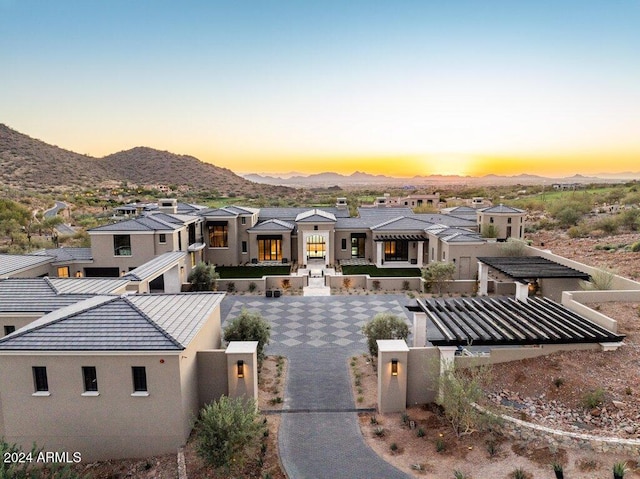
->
[224, 308, 271, 365]
[422, 262, 456, 294]
[481, 224, 499, 238]
[188, 262, 219, 291]
[362, 313, 409, 357]
[196, 396, 266, 470]
[500, 238, 527, 257]
[438, 363, 494, 437]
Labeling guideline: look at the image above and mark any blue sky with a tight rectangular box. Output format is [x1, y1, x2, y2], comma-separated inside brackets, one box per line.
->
[1, 0, 639, 176]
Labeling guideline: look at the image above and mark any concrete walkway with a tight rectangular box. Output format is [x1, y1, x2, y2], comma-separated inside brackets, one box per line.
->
[222, 296, 411, 479]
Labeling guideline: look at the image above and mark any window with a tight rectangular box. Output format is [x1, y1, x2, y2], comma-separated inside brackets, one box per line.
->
[113, 235, 132, 256]
[351, 234, 366, 258]
[341, 238, 347, 250]
[507, 218, 512, 224]
[190, 252, 196, 267]
[178, 232, 182, 251]
[208, 224, 228, 247]
[82, 366, 98, 393]
[242, 241, 248, 253]
[132, 366, 147, 392]
[384, 240, 408, 262]
[313, 225, 318, 231]
[159, 233, 166, 243]
[258, 236, 282, 261]
[57, 266, 70, 278]
[33, 366, 48, 392]
[4, 325, 15, 336]
[506, 226, 512, 238]
[489, 217, 494, 224]
[241, 217, 246, 225]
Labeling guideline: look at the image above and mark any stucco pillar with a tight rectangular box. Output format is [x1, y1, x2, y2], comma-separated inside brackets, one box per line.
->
[412, 312, 427, 347]
[226, 341, 259, 403]
[416, 242, 424, 268]
[478, 261, 488, 296]
[377, 339, 409, 413]
[164, 265, 182, 293]
[515, 282, 529, 303]
[376, 242, 383, 267]
[437, 346, 458, 404]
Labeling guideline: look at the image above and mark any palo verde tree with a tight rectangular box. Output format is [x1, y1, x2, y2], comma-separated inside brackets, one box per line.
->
[223, 308, 271, 366]
[422, 261, 456, 294]
[187, 262, 220, 291]
[362, 312, 409, 357]
[195, 396, 266, 471]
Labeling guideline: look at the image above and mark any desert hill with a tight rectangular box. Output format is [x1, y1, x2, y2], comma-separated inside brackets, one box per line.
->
[0, 124, 291, 196]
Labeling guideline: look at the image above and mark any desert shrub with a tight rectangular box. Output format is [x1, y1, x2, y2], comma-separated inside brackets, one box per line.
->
[223, 308, 271, 365]
[196, 396, 266, 470]
[226, 282, 236, 293]
[248, 282, 257, 292]
[631, 241, 640, 253]
[435, 437, 446, 452]
[439, 363, 495, 437]
[402, 280, 410, 291]
[342, 277, 352, 289]
[618, 209, 640, 231]
[500, 238, 528, 257]
[581, 387, 605, 409]
[595, 216, 619, 235]
[390, 442, 398, 452]
[580, 268, 616, 290]
[374, 426, 385, 437]
[481, 224, 499, 238]
[372, 280, 381, 291]
[567, 223, 590, 238]
[188, 262, 219, 291]
[422, 262, 455, 294]
[511, 467, 527, 479]
[362, 313, 409, 357]
[549, 200, 592, 227]
[280, 278, 291, 290]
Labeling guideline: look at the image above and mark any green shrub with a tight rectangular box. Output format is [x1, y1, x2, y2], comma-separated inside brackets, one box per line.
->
[595, 216, 619, 235]
[188, 262, 220, 291]
[226, 281, 236, 293]
[390, 442, 398, 452]
[582, 388, 605, 409]
[224, 308, 271, 365]
[500, 238, 528, 256]
[580, 269, 616, 291]
[248, 282, 257, 292]
[196, 396, 266, 470]
[374, 426, 385, 437]
[362, 313, 409, 357]
[631, 241, 640, 252]
[435, 437, 446, 452]
[511, 467, 527, 479]
[422, 262, 456, 294]
[416, 427, 425, 437]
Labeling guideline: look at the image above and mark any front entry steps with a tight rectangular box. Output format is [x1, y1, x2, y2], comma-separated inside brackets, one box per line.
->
[303, 276, 331, 296]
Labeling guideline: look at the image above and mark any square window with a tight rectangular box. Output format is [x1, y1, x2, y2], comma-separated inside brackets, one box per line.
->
[82, 366, 98, 392]
[132, 366, 147, 392]
[313, 225, 318, 230]
[4, 325, 15, 336]
[159, 233, 166, 243]
[114, 235, 132, 256]
[33, 366, 48, 392]
[57, 266, 70, 278]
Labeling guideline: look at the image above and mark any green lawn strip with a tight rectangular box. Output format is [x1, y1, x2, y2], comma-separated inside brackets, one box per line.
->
[341, 265, 421, 277]
[217, 266, 291, 279]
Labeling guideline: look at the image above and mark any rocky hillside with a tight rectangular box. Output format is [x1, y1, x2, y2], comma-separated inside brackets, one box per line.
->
[0, 124, 290, 196]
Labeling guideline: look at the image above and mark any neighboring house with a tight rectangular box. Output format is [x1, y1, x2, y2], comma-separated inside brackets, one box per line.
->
[363, 193, 441, 209]
[31, 247, 93, 278]
[477, 204, 526, 240]
[0, 291, 225, 461]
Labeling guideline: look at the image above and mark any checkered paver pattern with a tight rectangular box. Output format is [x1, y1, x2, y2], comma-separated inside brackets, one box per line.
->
[222, 295, 412, 352]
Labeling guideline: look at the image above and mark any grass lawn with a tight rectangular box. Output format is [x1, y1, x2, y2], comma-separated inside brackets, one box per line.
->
[341, 265, 421, 277]
[217, 266, 291, 279]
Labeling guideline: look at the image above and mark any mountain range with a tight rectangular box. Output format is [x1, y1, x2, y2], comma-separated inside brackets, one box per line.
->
[0, 124, 290, 196]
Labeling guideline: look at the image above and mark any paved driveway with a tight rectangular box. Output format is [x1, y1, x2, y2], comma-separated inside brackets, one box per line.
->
[222, 295, 412, 479]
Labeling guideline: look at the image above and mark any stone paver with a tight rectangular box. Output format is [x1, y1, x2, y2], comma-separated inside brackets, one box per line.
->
[222, 295, 412, 479]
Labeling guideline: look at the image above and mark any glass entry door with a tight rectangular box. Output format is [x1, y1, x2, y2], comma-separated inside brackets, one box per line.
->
[306, 235, 326, 259]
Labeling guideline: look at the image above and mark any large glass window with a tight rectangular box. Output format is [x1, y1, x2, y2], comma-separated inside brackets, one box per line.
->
[208, 224, 228, 247]
[306, 235, 326, 259]
[384, 240, 408, 262]
[351, 234, 366, 258]
[113, 235, 131, 256]
[258, 236, 282, 261]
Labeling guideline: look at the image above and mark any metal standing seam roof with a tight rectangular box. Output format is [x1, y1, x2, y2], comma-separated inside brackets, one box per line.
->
[0, 254, 54, 276]
[0, 292, 225, 351]
[124, 251, 186, 281]
[477, 256, 590, 280]
[481, 204, 526, 214]
[415, 296, 625, 346]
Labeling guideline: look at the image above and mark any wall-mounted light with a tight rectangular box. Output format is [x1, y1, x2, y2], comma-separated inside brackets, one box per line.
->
[237, 360, 244, 378]
[391, 358, 398, 376]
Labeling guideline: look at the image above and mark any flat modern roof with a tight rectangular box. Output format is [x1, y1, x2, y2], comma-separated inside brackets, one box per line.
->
[414, 296, 624, 347]
[477, 256, 590, 280]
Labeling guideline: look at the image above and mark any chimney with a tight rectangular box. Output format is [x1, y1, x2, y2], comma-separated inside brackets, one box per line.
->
[158, 198, 178, 214]
[336, 197, 348, 210]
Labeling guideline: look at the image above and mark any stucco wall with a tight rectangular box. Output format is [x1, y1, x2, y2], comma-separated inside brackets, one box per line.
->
[5, 263, 52, 278]
[406, 347, 439, 406]
[0, 314, 42, 336]
[540, 277, 582, 302]
[90, 233, 158, 272]
[205, 218, 240, 266]
[454, 343, 601, 368]
[197, 350, 228, 407]
[0, 353, 186, 461]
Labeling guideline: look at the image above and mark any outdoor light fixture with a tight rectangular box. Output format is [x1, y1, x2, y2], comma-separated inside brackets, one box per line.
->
[391, 358, 398, 376]
[237, 360, 244, 378]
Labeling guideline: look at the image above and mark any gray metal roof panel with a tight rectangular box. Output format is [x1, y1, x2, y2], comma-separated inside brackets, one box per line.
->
[295, 209, 337, 222]
[357, 207, 415, 219]
[31, 248, 93, 262]
[258, 207, 350, 221]
[0, 254, 54, 276]
[89, 216, 181, 232]
[481, 205, 525, 214]
[372, 216, 434, 231]
[248, 219, 295, 232]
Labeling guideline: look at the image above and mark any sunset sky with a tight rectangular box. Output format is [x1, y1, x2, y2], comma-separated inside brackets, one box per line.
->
[1, 1, 639, 178]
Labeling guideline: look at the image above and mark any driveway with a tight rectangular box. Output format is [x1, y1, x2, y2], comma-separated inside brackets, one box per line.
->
[222, 295, 412, 479]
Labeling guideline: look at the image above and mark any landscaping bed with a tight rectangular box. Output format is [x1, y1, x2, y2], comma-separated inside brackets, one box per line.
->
[216, 266, 291, 279]
[341, 265, 421, 277]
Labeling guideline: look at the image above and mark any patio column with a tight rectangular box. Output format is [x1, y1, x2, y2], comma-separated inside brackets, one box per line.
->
[377, 339, 409, 413]
[376, 242, 383, 267]
[515, 282, 528, 303]
[437, 346, 458, 404]
[478, 261, 488, 296]
[416, 241, 424, 268]
[226, 341, 259, 404]
[412, 312, 427, 347]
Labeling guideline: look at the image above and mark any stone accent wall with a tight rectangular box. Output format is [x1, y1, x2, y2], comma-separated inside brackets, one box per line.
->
[476, 405, 640, 456]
